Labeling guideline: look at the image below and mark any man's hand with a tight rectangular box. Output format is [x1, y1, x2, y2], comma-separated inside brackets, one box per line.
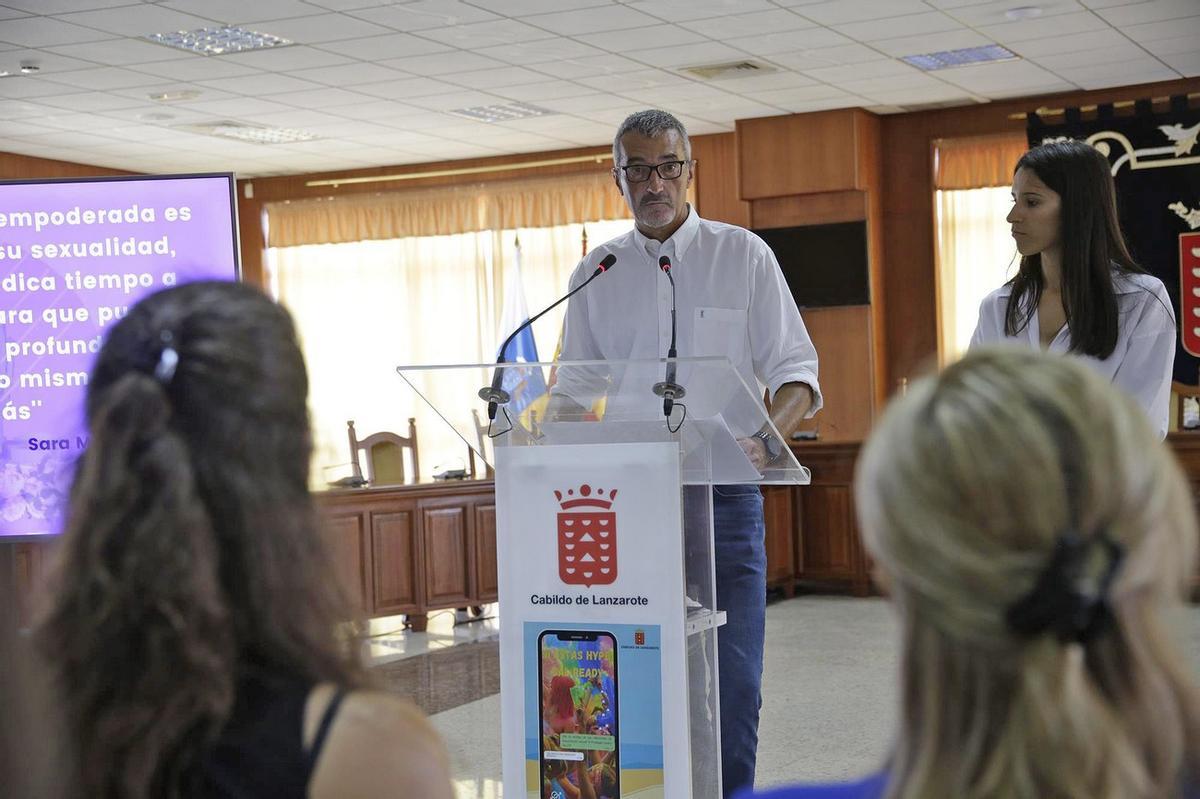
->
[738, 435, 769, 470]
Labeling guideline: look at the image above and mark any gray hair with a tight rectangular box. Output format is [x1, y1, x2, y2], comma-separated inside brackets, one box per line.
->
[612, 109, 690, 164]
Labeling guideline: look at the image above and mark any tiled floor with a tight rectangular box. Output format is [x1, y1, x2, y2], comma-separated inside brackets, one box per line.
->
[373, 596, 1200, 798]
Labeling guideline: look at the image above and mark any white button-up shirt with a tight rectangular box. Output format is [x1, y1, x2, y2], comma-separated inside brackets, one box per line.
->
[970, 271, 1176, 438]
[553, 207, 821, 436]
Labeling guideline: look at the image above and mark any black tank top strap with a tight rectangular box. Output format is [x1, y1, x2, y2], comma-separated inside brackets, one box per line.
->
[305, 687, 348, 773]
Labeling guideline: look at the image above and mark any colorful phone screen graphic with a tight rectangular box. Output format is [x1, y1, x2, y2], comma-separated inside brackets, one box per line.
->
[538, 630, 620, 799]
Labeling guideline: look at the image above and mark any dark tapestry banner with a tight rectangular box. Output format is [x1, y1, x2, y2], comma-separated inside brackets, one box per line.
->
[1028, 99, 1200, 385]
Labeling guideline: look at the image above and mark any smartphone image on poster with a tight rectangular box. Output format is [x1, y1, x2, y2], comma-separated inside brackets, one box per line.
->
[538, 629, 620, 799]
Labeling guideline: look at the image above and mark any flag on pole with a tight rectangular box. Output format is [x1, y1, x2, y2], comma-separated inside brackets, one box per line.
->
[497, 236, 547, 419]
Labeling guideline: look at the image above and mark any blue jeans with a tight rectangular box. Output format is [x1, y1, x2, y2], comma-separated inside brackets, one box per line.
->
[713, 484, 766, 797]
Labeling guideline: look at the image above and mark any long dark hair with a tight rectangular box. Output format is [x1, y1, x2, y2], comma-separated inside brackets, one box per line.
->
[38, 281, 368, 798]
[1004, 139, 1143, 358]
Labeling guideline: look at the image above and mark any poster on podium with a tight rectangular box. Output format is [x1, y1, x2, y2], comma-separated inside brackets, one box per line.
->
[497, 441, 689, 799]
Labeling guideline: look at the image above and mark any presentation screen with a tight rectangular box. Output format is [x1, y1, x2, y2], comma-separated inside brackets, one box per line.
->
[0, 173, 240, 540]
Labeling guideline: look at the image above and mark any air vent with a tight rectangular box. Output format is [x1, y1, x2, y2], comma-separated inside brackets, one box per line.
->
[681, 60, 778, 81]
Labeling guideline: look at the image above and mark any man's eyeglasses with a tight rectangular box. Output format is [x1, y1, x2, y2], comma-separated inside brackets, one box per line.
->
[618, 160, 688, 183]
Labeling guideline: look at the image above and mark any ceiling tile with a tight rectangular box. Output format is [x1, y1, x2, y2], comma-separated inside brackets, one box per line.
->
[739, 83, 851, 106]
[468, 0, 612, 15]
[936, 59, 1075, 92]
[937, 0, 1086, 26]
[575, 24, 706, 52]
[127, 57, 262, 82]
[522, 6, 663, 36]
[315, 32, 452, 60]
[0, 49, 103, 75]
[492, 79, 600, 102]
[870, 28, 994, 58]
[348, 2, 501, 32]
[157, 0, 344, 25]
[696, 70, 819, 93]
[401, 90, 513, 111]
[1162, 50, 1200, 76]
[680, 9, 816, 38]
[802, 58, 921, 82]
[857, 84, 975, 105]
[474, 39, 609, 65]
[218, 46, 356, 72]
[378, 51, 510, 76]
[540, 92, 645, 113]
[1149, 32, 1200, 56]
[575, 68, 691, 93]
[354, 75, 472, 100]
[441, 65, 553, 89]
[251, 13, 393, 44]
[526, 53, 646, 80]
[0, 0, 129, 12]
[1122, 16, 1200, 44]
[1012, 28, 1134, 58]
[285, 62, 408, 87]
[416, 19, 553, 49]
[1050, 57, 1181, 88]
[793, 0, 932, 25]
[235, 108, 349, 128]
[727, 26, 854, 55]
[0, 99, 46, 118]
[1096, 0, 1200, 26]
[273, 86, 376, 107]
[0, 76, 98, 99]
[978, 11, 1110, 42]
[45, 38, 193, 66]
[626, 0, 779, 23]
[196, 72, 327, 96]
[634, 42, 754, 69]
[57, 6, 216, 38]
[838, 11, 964, 42]
[0, 16, 113, 48]
[30, 90, 147, 112]
[766, 43, 890, 71]
[0, 119, 57, 137]
[1032, 42, 1147, 69]
[41, 66, 167, 91]
[184, 96, 300, 116]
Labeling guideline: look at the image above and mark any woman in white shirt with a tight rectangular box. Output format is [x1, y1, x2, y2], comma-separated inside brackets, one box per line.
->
[971, 139, 1176, 437]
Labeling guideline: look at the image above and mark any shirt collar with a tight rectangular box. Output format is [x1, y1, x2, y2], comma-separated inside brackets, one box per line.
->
[634, 204, 699, 265]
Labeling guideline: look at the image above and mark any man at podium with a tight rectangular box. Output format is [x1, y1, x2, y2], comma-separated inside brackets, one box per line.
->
[549, 109, 822, 797]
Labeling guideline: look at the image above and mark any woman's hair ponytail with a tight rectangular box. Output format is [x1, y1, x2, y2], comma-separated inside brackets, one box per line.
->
[42, 370, 235, 798]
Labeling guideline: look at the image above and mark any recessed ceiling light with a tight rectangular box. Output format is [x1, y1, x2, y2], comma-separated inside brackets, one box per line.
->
[447, 102, 554, 123]
[901, 44, 1019, 71]
[144, 25, 292, 56]
[177, 121, 319, 144]
[148, 89, 202, 102]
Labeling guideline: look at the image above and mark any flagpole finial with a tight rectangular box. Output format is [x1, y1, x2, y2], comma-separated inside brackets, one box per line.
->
[514, 233, 520, 249]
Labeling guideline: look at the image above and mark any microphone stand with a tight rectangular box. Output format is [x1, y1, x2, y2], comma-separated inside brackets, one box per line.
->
[479, 253, 617, 421]
[651, 255, 685, 419]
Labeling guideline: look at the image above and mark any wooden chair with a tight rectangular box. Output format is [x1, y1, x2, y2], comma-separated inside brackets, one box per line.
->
[347, 418, 419, 485]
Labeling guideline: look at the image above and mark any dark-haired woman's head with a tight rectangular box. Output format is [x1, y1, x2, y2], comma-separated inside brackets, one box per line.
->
[1004, 139, 1141, 358]
[40, 280, 365, 798]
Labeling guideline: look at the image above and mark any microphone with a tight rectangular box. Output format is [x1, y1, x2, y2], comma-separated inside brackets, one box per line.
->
[479, 252, 617, 421]
[652, 255, 685, 418]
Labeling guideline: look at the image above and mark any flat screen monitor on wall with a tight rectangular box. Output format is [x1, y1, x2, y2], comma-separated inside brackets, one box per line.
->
[0, 173, 240, 540]
[753, 221, 870, 308]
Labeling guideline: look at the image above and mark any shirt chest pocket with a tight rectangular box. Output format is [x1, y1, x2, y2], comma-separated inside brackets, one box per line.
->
[693, 306, 749, 363]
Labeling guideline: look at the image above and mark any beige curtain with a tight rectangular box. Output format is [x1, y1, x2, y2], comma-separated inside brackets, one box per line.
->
[935, 187, 1020, 364]
[934, 132, 1028, 190]
[266, 171, 631, 247]
[270, 219, 632, 487]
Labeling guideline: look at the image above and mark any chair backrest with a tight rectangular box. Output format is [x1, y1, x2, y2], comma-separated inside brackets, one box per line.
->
[347, 418, 419, 485]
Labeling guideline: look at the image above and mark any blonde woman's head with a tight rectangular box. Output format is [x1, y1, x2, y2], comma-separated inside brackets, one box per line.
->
[856, 346, 1200, 799]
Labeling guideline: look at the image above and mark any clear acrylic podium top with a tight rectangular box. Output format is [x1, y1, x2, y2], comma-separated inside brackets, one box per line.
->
[396, 356, 810, 487]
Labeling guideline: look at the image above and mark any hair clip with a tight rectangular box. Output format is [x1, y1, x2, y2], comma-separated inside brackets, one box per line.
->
[153, 330, 179, 384]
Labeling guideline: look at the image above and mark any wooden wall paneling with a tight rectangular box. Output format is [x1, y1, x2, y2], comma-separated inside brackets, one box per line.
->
[857, 111, 890, 410]
[323, 513, 371, 614]
[691, 132, 750, 228]
[736, 110, 865, 200]
[0, 151, 131, 180]
[878, 77, 1200, 395]
[791, 442, 871, 595]
[235, 185, 266, 289]
[793, 306, 873, 442]
[762, 485, 795, 596]
[749, 190, 866, 228]
[473, 502, 498, 603]
[370, 508, 421, 616]
[420, 500, 472, 607]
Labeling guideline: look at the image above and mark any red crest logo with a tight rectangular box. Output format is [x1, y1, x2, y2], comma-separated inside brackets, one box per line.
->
[554, 483, 616, 587]
[1182, 233, 1200, 357]
[634, 629, 645, 646]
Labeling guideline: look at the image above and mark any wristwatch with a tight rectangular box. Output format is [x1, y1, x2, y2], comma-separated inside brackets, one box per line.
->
[752, 430, 782, 460]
